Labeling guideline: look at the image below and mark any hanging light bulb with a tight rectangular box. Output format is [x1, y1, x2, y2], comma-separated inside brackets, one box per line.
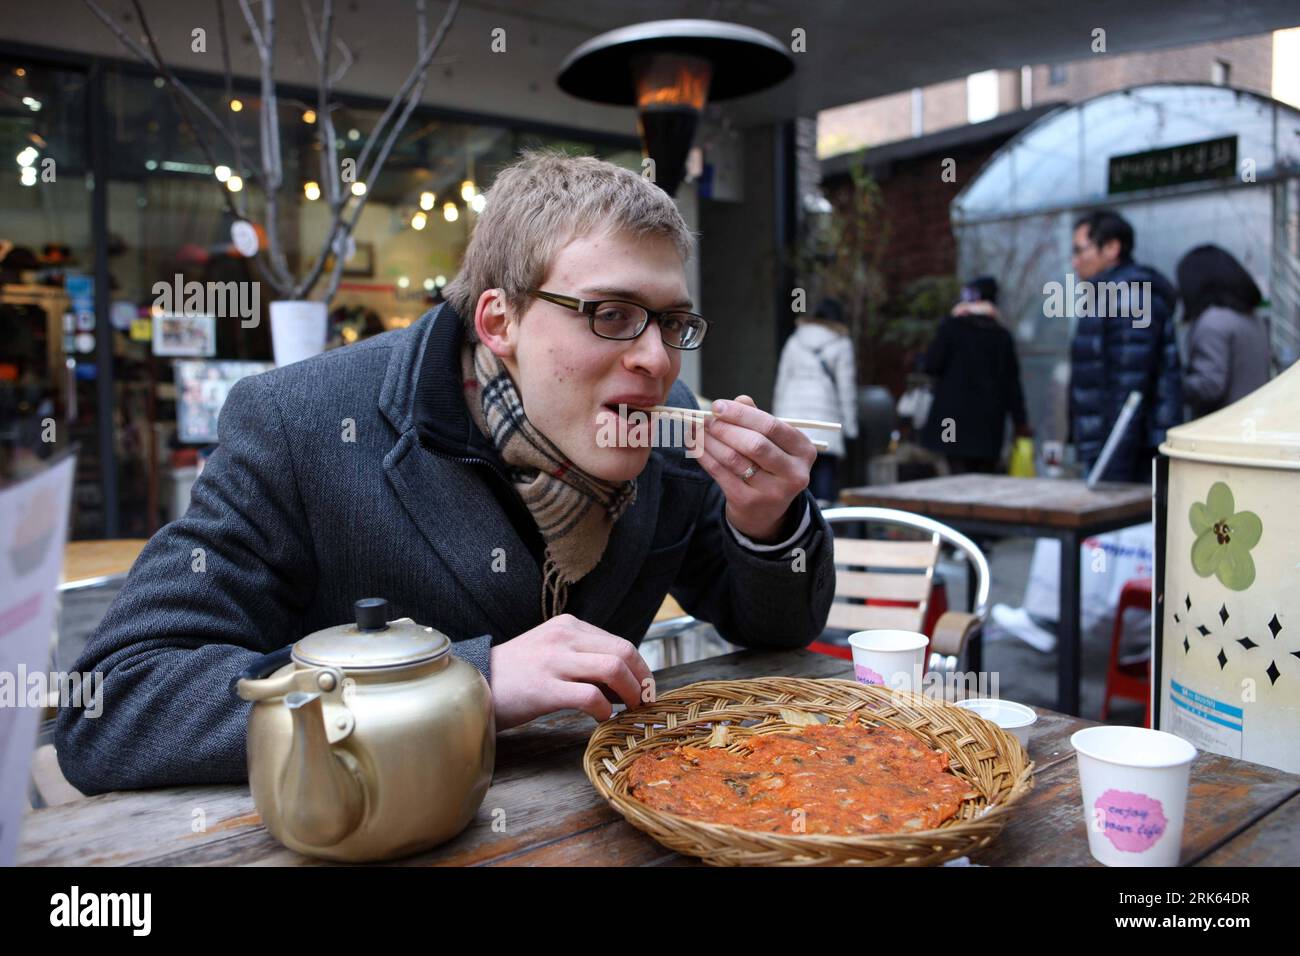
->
[304, 181, 321, 201]
[423, 278, 435, 291]
[470, 193, 486, 213]
[397, 276, 410, 289]
[460, 180, 476, 201]
[16, 146, 39, 167]
[351, 181, 367, 197]
[226, 174, 244, 192]
[214, 164, 232, 183]
[419, 191, 435, 211]
[410, 211, 427, 230]
[229, 98, 244, 112]
[302, 109, 317, 124]
[20, 166, 37, 186]
[443, 202, 459, 222]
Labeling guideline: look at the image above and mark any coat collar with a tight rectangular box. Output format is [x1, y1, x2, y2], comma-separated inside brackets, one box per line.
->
[377, 303, 665, 636]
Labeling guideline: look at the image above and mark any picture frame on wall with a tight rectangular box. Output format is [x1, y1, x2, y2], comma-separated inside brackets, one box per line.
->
[324, 240, 374, 278]
[152, 313, 216, 357]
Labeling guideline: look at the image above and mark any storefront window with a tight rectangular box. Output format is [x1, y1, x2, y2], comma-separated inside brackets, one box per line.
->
[3, 50, 638, 538]
[0, 58, 98, 534]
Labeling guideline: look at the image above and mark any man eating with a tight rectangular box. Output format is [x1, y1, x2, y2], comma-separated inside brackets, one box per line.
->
[55, 150, 836, 794]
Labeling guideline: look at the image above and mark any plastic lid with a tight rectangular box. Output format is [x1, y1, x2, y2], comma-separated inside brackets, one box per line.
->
[292, 598, 450, 669]
[1161, 362, 1300, 470]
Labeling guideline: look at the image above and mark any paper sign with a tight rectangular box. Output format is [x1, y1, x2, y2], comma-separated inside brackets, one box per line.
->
[0, 452, 76, 865]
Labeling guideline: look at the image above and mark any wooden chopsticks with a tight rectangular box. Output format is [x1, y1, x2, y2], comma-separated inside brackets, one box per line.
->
[644, 404, 842, 432]
[641, 404, 838, 452]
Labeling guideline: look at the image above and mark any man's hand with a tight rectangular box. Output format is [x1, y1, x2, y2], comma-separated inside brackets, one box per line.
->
[697, 394, 816, 543]
[488, 614, 655, 731]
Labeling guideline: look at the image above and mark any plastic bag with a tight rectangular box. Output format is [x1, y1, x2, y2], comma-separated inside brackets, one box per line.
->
[1008, 436, 1036, 477]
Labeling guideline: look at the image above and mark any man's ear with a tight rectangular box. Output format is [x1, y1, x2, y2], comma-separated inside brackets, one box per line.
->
[474, 288, 516, 359]
[1102, 238, 1123, 265]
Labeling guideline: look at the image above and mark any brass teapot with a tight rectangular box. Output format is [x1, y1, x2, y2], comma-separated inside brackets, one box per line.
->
[234, 598, 494, 862]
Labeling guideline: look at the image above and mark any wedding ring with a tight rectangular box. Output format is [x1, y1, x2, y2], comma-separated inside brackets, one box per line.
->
[741, 464, 757, 483]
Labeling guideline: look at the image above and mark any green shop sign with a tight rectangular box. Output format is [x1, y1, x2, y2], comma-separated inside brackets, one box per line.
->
[1108, 136, 1237, 194]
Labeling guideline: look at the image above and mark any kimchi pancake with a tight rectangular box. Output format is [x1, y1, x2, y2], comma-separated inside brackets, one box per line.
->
[626, 723, 978, 835]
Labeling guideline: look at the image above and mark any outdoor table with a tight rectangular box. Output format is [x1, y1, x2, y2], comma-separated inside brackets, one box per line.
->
[839, 475, 1152, 716]
[60, 538, 148, 591]
[18, 647, 1297, 867]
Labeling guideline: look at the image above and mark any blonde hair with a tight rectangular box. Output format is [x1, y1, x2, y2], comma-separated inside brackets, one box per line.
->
[444, 149, 695, 338]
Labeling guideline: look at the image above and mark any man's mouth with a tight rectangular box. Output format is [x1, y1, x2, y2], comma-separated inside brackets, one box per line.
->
[602, 395, 662, 417]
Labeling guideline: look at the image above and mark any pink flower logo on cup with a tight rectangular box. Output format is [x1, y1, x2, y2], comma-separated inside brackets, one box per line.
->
[854, 663, 885, 685]
[1093, 789, 1168, 853]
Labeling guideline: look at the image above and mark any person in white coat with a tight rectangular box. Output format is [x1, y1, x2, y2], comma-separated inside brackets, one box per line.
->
[773, 298, 859, 504]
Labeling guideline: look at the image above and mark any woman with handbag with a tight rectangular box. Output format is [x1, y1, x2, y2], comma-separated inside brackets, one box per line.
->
[773, 297, 859, 504]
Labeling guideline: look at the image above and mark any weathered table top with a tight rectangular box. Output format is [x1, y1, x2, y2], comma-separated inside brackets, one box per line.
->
[840, 476, 1151, 531]
[19, 648, 1299, 866]
[61, 538, 147, 590]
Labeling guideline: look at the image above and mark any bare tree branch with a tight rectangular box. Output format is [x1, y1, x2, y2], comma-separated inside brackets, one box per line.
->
[214, 0, 250, 195]
[298, 0, 323, 62]
[350, 0, 455, 194]
[237, 0, 267, 58]
[292, 0, 343, 298]
[321, 0, 452, 303]
[85, 0, 461, 306]
[329, 37, 354, 86]
[82, 0, 254, 180]
[238, 0, 293, 291]
[120, 0, 249, 224]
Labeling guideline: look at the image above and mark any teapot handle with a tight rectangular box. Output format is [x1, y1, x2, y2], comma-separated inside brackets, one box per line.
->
[230, 645, 293, 699]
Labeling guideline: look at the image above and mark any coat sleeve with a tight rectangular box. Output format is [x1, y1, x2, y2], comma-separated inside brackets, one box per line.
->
[669, 483, 834, 650]
[662, 386, 834, 650]
[1004, 333, 1029, 429]
[1149, 297, 1185, 443]
[53, 374, 318, 794]
[1182, 315, 1231, 412]
[771, 340, 793, 414]
[921, 317, 953, 377]
[836, 337, 859, 440]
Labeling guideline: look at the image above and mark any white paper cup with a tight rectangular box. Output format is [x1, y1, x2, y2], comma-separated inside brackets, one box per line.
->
[955, 698, 1038, 748]
[1071, 726, 1197, 867]
[848, 630, 928, 693]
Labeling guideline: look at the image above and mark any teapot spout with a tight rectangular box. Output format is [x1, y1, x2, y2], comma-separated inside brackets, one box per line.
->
[278, 691, 364, 848]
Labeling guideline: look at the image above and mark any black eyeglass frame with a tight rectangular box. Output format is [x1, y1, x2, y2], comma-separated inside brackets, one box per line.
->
[527, 288, 708, 350]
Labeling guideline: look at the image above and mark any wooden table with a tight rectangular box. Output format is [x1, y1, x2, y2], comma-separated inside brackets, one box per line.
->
[60, 538, 148, 591]
[19, 648, 1298, 867]
[840, 476, 1152, 715]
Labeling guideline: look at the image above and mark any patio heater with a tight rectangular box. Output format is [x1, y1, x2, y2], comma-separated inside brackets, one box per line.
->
[557, 20, 794, 196]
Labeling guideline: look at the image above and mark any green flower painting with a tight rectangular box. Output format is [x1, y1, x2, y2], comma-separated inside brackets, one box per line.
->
[1189, 482, 1262, 591]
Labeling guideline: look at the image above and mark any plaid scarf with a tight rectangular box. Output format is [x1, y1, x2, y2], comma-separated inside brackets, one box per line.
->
[461, 339, 638, 620]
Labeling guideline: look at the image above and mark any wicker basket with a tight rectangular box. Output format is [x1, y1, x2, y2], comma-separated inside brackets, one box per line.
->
[584, 677, 1035, 866]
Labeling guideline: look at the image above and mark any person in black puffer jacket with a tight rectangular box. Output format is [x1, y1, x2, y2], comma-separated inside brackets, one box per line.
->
[1068, 211, 1183, 483]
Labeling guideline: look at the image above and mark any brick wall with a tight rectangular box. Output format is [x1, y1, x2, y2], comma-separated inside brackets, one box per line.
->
[819, 33, 1275, 157]
[1032, 34, 1272, 104]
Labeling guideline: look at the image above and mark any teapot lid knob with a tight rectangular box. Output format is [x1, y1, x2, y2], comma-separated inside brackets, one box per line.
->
[354, 598, 389, 632]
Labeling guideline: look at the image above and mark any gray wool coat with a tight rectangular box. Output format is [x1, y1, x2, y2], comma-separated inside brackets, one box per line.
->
[55, 304, 835, 795]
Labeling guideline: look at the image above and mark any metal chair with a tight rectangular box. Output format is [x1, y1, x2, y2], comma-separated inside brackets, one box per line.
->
[815, 506, 991, 673]
[642, 594, 698, 667]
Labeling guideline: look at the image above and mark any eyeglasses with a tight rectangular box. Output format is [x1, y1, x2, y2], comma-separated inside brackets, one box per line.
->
[527, 289, 708, 350]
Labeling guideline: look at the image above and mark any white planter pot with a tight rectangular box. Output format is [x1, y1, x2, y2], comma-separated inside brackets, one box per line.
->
[270, 299, 328, 367]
